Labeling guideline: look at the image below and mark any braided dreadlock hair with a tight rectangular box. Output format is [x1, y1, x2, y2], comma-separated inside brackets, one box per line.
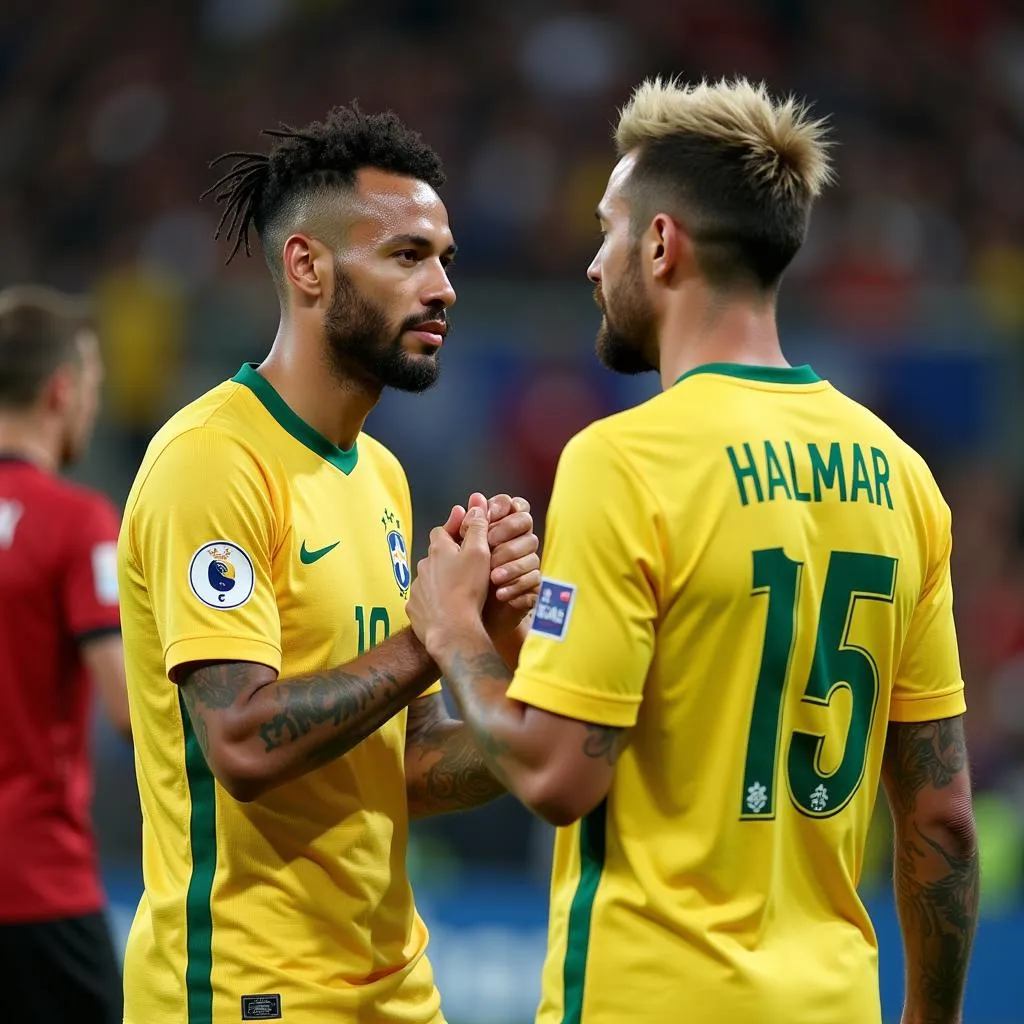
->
[201, 104, 446, 277]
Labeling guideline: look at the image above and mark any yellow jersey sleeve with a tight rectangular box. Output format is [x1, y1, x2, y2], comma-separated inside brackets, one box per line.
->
[129, 427, 283, 679]
[506, 427, 660, 728]
[890, 492, 966, 722]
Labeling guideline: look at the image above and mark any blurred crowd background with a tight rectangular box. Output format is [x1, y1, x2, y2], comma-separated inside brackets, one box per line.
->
[3, 0, 1024, 1019]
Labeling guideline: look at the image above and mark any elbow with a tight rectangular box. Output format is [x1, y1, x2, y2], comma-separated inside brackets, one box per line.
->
[905, 791, 978, 860]
[520, 773, 604, 828]
[929, 807, 978, 859]
[208, 745, 273, 804]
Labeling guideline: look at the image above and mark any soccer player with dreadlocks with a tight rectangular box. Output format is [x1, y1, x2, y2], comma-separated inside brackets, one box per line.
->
[117, 106, 541, 1024]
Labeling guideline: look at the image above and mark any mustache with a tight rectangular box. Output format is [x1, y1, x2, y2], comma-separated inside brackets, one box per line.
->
[401, 308, 449, 333]
[593, 285, 606, 313]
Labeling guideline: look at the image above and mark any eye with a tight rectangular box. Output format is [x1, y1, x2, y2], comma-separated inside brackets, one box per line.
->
[394, 249, 420, 265]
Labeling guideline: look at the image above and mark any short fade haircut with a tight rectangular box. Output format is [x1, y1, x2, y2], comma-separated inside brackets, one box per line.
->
[202, 103, 446, 292]
[0, 285, 92, 410]
[615, 76, 833, 292]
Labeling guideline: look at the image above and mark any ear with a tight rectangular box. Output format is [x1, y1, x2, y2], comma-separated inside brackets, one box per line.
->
[649, 214, 691, 283]
[282, 234, 331, 303]
[42, 363, 77, 415]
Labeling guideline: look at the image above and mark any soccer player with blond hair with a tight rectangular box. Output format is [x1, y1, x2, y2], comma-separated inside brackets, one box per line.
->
[407, 77, 978, 1024]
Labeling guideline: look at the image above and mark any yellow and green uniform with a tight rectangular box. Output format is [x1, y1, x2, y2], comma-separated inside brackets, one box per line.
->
[508, 363, 966, 1024]
[118, 362, 442, 1024]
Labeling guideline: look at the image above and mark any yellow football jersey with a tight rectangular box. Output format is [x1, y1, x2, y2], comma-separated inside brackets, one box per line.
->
[507, 363, 966, 1024]
[118, 363, 443, 1024]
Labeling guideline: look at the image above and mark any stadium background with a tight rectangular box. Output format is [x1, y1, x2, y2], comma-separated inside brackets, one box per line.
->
[4, 0, 1024, 1019]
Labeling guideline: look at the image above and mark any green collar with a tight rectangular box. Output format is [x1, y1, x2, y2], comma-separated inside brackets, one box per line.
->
[231, 362, 358, 475]
[676, 363, 821, 386]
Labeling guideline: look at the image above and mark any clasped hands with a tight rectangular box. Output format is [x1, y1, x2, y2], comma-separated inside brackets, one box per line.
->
[408, 491, 539, 657]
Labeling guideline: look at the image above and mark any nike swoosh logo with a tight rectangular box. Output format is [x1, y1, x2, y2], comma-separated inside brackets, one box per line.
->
[299, 540, 340, 564]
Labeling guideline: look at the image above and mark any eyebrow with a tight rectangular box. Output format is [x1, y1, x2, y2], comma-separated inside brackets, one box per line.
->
[384, 233, 458, 258]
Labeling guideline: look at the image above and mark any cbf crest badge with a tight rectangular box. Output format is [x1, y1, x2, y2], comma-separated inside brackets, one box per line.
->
[189, 540, 255, 610]
[382, 509, 411, 597]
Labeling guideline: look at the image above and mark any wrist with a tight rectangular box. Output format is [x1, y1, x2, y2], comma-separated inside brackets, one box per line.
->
[493, 615, 531, 667]
[425, 615, 489, 667]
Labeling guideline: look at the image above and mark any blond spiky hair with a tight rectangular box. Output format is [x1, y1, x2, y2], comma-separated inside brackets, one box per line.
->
[616, 76, 833, 200]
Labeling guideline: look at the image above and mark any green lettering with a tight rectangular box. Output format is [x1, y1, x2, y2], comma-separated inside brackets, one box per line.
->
[872, 447, 893, 510]
[727, 444, 764, 506]
[785, 442, 812, 502]
[809, 442, 847, 502]
[764, 441, 793, 502]
[850, 444, 874, 503]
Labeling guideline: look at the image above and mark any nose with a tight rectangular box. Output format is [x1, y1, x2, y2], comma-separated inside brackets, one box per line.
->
[424, 263, 456, 310]
[587, 252, 601, 285]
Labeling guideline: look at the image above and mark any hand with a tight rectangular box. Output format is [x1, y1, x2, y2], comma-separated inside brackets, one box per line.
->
[441, 492, 540, 638]
[407, 506, 492, 658]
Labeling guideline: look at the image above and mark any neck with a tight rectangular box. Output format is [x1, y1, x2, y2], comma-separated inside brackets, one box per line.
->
[657, 284, 788, 391]
[259, 319, 380, 451]
[0, 414, 60, 471]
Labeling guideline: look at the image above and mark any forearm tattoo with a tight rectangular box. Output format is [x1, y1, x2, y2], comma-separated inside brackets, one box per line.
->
[405, 695, 506, 817]
[885, 716, 978, 1024]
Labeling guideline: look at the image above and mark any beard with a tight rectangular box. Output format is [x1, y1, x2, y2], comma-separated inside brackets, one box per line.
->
[323, 265, 442, 393]
[594, 250, 657, 375]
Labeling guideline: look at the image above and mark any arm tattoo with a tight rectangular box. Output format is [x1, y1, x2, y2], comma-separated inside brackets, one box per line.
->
[405, 695, 506, 818]
[581, 724, 623, 765]
[260, 665, 402, 767]
[175, 631, 436, 787]
[179, 661, 252, 762]
[886, 717, 966, 814]
[884, 716, 978, 1024]
[449, 650, 514, 687]
[181, 661, 249, 710]
[443, 650, 517, 789]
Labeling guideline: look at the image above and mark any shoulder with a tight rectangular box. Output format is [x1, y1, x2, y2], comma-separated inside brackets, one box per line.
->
[144, 379, 256, 456]
[828, 387, 944, 498]
[124, 402, 280, 542]
[137, 381, 277, 490]
[556, 398, 661, 476]
[44, 477, 120, 536]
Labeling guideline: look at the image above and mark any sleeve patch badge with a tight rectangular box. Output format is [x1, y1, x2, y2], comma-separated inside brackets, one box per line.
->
[91, 542, 119, 606]
[530, 577, 576, 641]
[189, 541, 255, 610]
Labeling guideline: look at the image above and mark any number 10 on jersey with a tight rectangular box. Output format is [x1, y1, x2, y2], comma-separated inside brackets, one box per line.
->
[355, 605, 390, 656]
[741, 549, 897, 820]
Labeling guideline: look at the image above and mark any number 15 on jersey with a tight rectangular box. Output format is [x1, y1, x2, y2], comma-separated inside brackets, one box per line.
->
[740, 548, 898, 821]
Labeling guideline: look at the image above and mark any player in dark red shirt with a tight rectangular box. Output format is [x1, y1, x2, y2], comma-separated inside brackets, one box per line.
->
[0, 285, 130, 1024]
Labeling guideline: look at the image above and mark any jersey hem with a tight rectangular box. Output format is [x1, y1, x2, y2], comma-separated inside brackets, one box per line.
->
[507, 670, 640, 728]
[889, 682, 966, 722]
[165, 635, 282, 679]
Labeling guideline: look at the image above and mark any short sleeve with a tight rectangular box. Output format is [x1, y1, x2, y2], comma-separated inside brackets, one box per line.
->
[506, 428, 660, 728]
[890, 494, 966, 722]
[62, 495, 121, 641]
[129, 428, 283, 680]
